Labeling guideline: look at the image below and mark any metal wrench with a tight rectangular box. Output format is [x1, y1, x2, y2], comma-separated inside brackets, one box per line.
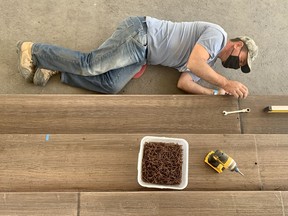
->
[223, 108, 251, 115]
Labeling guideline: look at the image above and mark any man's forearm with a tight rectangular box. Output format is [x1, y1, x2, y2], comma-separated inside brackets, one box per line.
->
[177, 72, 221, 95]
[178, 79, 213, 95]
[187, 59, 228, 88]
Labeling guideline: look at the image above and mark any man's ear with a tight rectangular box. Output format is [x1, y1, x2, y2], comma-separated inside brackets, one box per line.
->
[234, 41, 244, 49]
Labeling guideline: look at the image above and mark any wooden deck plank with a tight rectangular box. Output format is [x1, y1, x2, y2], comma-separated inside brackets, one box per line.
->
[80, 191, 284, 216]
[0, 193, 78, 216]
[282, 191, 288, 215]
[0, 94, 240, 134]
[255, 135, 288, 190]
[180, 134, 260, 191]
[240, 96, 288, 134]
[0, 191, 285, 216]
[0, 134, 265, 192]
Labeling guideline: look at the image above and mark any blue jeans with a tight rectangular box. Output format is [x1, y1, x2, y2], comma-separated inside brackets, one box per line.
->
[32, 16, 147, 93]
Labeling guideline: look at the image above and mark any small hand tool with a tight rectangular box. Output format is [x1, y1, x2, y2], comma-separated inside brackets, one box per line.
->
[204, 150, 244, 176]
[264, 106, 288, 113]
[223, 108, 250, 115]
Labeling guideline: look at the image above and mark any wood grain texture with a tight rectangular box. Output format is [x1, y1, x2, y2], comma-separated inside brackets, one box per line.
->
[1, 191, 286, 216]
[0, 193, 78, 216]
[282, 192, 288, 216]
[255, 135, 288, 190]
[2, 134, 287, 192]
[80, 191, 285, 216]
[0, 94, 240, 134]
[240, 96, 288, 134]
[181, 134, 260, 191]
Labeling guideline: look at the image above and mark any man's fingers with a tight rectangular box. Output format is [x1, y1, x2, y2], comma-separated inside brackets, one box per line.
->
[241, 84, 248, 92]
[232, 89, 247, 99]
[236, 89, 244, 99]
[231, 90, 239, 98]
[243, 89, 249, 99]
[223, 80, 249, 99]
[240, 85, 249, 99]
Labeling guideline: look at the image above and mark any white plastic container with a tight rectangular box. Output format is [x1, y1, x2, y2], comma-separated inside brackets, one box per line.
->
[137, 136, 189, 190]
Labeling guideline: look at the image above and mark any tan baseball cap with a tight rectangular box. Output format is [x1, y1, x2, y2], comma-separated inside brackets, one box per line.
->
[238, 36, 258, 73]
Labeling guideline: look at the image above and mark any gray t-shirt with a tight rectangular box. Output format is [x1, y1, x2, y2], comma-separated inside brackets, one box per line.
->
[146, 16, 227, 81]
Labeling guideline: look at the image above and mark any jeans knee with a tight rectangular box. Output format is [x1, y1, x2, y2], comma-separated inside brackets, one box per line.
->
[106, 83, 123, 94]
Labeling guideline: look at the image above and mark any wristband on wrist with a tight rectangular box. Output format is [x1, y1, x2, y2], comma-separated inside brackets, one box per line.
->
[213, 89, 218, 95]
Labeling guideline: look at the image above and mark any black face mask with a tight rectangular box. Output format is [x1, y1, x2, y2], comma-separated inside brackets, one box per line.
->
[222, 48, 240, 69]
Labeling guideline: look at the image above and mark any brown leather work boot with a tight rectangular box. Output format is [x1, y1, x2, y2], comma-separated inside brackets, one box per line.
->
[16, 41, 36, 82]
[33, 68, 59, 86]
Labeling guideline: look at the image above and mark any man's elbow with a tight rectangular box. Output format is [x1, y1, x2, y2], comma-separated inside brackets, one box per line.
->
[186, 59, 198, 72]
[177, 76, 187, 91]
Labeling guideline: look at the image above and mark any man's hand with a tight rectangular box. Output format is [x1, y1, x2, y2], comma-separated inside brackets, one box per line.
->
[218, 88, 229, 95]
[223, 80, 249, 99]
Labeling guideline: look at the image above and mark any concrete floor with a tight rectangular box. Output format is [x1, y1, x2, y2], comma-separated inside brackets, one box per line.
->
[1, 0, 287, 95]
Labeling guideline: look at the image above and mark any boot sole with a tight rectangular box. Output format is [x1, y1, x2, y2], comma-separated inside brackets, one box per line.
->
[16, 40, 35, 82]
[33, 68, 47, 86]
